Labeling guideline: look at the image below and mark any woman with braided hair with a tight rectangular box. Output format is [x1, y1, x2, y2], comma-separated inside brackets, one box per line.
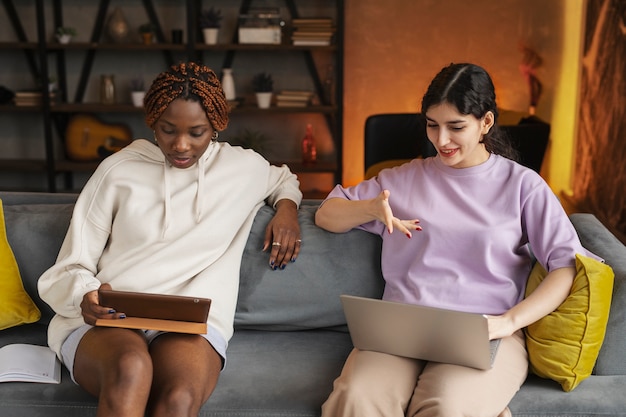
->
[38, 61, 302, 417]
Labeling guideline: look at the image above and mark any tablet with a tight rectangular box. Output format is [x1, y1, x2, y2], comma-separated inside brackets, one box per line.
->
[95, 289, 211, 334]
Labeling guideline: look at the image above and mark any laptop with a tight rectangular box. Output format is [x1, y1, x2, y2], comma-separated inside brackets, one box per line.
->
[95, 289, 211, 334]
[340, 295, 501, 370]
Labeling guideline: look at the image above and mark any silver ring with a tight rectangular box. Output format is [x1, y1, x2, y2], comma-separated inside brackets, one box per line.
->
[272, 242, 281, 247]
[295, 239, 302, 243]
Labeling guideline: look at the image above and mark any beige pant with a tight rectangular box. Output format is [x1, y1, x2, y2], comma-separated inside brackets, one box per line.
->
[321, 331, 527, 417]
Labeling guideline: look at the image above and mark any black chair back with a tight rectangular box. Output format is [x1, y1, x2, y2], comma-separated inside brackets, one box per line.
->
[365, 113, 550, 176]
[502, 116, 550, 174]
[364, 113, 436, 174]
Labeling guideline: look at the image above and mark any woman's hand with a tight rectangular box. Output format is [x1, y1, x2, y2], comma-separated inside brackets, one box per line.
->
[79, 283, 125, 325]
[371, 190, 421, 238]
[485, 266, 576, 340]
[484, 313, 516, 341]
[264, 199, 301, 270]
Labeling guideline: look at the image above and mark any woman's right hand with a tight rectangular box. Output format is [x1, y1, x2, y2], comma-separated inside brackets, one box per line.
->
[80, 283, 122, 325]
[372, 190, 422, 238]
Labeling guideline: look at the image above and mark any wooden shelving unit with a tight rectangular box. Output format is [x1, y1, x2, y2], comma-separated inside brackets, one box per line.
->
[0, 0, 344, 194]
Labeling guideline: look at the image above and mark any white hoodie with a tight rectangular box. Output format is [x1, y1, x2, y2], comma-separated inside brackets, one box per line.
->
[38, 139, 302, 357]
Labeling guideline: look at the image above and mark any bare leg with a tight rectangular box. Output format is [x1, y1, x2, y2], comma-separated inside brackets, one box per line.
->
[147, 333, 222, 417]
[73, 327, 153, 417]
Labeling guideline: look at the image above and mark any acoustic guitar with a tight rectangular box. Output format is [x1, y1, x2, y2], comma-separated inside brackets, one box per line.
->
[65, 114, 133, 161]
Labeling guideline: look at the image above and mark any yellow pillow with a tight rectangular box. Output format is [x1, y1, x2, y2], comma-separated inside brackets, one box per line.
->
[0, 199, 41, 330]
[525, 253, 614, 391]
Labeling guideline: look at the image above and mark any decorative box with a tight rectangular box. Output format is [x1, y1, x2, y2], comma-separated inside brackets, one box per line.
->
[238, 8, 283, 45]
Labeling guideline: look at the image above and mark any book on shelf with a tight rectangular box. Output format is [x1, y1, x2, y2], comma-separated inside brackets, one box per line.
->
[292, 31, 335, 38]
[279, 89, 315, 96]
[276, 101, 309, 108]
[276, 92, 314, 101]
[292, 18, 333, 26]
[13, 91, 56, 106]
[292, 39, 331, 46]
[276, 90, 314, 107]
[0, 344, 61, 384]
[291, 17, 335, 46]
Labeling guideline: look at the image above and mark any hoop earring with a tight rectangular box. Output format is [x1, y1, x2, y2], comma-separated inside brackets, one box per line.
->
[212, 131, 219, 141]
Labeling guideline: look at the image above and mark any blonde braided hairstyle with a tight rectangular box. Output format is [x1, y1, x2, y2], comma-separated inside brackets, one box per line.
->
[144, 61, 229, 131]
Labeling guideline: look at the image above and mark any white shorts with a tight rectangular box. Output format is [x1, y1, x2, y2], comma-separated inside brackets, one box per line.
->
[60, 324, 227, 384]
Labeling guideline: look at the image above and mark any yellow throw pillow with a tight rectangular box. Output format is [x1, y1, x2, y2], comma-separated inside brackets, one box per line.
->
[0, 200, 41, 330]
[525, 254, 614, 391]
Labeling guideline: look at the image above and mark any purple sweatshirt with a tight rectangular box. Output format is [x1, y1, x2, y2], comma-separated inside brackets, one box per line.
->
[325, 155, 599, 315]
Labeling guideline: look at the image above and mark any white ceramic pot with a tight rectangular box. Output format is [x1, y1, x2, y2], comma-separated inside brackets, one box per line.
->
[57, 34, 72, 44]
[202, 28, 218, 45]
[131, 91, 146, 107]
[255, 92, 272, 109]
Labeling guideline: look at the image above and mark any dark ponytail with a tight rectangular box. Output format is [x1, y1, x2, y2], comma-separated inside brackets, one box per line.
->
[421, 63, 518, 161]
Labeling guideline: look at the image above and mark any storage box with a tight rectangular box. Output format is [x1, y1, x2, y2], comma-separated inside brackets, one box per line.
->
[238, 8, 283, 45]
[238, 27, 281, 44]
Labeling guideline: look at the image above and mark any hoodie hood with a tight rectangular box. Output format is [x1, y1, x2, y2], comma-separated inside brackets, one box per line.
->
[122, 139, 218, 238]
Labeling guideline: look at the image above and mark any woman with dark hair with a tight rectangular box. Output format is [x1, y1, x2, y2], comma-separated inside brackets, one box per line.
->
[316, 63, 599, 417]
[38, 61, 302, 417]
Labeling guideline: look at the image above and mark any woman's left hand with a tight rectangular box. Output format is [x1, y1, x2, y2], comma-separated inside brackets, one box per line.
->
[264, 199, 301, 270]
[484, 313, 516, 340]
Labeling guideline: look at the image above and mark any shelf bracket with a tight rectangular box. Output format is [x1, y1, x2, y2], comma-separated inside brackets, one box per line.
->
[74, 0, 111, 103]
[2, 0, 40, 83]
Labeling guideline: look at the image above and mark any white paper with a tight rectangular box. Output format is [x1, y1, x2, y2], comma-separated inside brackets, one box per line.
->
[0, 344, 61, 384]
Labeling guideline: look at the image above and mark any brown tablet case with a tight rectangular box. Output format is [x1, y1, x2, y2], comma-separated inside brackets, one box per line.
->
[95, 289, 211, 334]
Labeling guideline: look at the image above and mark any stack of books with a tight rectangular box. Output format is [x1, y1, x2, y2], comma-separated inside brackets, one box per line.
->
[291, 18, 335, 46]
[275, 90, 315, 108]
[13, 91, 56, 106]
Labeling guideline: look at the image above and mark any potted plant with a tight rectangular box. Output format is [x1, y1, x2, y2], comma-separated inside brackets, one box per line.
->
[138, 22, 155, 45]
[129, 77, 145, 107]
[252, 72, 273, 109]
[199, 7, 222, 44]
[229, 128, 273, 156]
[56, 26, 77, 44]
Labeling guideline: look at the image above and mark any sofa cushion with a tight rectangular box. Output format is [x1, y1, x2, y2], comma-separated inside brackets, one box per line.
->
[570, 213, 626, 376]
[525, 253, 614, 391]
[3, 204, 74, 324]
[0, 200, 41, 330]
[235, 205, 385, 330]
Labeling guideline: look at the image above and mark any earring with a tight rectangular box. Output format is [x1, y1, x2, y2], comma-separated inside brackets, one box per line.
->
[212, 131, 219, 140]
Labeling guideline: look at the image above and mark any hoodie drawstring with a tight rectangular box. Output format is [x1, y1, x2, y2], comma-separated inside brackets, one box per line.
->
[196, 154, 205, 223]
[162, 162, 171, 239]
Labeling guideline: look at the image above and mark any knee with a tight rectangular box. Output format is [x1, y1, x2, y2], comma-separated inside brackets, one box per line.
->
[411, 400, 458, 417]
[150, 385, 202, 417]
[410, 398, 481, 417]
[107, 349, 153, 388]
[96, 350, 153, 414]
[323, 378, 407, 416]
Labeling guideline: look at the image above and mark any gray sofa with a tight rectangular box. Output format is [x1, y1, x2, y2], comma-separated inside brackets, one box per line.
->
[0, 191, 625, 417]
